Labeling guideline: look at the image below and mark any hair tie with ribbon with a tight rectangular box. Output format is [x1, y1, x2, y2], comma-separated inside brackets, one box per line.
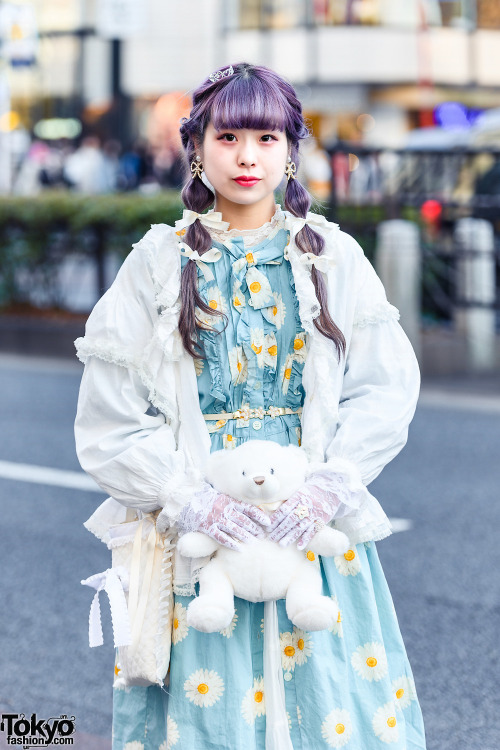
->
[299, 252, 336, 273]
[175, 209, 231, 234]
[179, 242, 222, 283]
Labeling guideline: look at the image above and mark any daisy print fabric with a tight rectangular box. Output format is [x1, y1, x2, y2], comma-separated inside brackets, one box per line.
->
[111, 216, 426, 749]
[181, 225, 308, 452]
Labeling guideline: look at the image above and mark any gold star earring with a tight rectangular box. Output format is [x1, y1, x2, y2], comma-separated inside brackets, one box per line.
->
[191, 154, 203, 180]
[285, 155, 297, 181]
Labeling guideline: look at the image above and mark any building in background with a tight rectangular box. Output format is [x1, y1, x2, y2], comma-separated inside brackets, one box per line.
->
[2, 0, 500, 191]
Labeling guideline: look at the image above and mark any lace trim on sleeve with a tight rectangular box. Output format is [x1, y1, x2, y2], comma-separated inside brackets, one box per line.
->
[354, 302, 400, 328]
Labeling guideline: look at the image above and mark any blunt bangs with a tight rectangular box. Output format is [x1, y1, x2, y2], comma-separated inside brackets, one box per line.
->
[209, 75, 289, 134]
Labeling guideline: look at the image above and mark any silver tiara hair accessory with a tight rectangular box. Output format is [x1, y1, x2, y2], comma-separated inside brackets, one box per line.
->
[209, 65, 234, 83]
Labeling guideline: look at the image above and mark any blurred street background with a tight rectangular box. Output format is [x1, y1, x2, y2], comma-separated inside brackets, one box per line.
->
[1, 1, 500, 748]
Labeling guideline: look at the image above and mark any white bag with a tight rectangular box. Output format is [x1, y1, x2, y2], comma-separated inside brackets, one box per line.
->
[81, 510, 177, 687]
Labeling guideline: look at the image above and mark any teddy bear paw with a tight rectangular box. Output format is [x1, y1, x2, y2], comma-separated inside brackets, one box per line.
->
[186, 597, 235, 633]
[288, 597, 339, 632]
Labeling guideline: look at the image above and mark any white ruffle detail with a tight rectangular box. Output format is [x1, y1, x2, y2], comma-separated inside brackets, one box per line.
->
[282, 211, 340, 335]
[137, 223, 181, 311]
[75, 337, 179, 425]
[207, 204, 285, 247]
[156, 469, 204, 532]
[354, 302, 400, 328]
[83, 497, 130, 545]
[321, 454, 393, 544]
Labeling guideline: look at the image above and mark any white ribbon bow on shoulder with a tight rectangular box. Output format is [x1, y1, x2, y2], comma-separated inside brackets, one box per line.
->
[175, 209, 231, 233]
[178, 242, 222, 282]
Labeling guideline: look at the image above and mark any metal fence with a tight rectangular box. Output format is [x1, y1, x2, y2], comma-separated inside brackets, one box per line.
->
[326, 146, 500, 325]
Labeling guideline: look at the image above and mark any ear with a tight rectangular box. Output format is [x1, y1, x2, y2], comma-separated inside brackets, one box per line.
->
[204, 449, 230, 485]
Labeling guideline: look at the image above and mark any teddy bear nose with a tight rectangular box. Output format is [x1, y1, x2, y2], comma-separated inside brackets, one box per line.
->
[253, 476, 265, 485]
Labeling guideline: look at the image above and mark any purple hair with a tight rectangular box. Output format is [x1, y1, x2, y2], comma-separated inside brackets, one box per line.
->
[178, 62, 345, 359]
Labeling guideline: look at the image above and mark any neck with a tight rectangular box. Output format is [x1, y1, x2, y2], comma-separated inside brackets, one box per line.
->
[214, 194, 277, 231]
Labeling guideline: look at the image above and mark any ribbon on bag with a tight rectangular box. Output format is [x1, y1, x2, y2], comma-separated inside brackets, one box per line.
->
[127, 517, 163, 649]
[81, 566, 131, 648]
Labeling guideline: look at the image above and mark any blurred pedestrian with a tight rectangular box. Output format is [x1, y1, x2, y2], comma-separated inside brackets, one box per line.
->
[63, 135, 114, 193]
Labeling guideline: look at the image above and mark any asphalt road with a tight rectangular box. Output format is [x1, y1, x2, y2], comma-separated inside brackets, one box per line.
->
[0, 353, 499, 750]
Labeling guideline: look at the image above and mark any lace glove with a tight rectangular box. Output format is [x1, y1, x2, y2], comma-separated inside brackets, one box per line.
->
[267, 468, 359, 550]
[176, 482, 271, 551]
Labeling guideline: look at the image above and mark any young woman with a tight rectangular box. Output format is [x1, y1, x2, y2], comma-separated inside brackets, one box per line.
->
[75, 62, 426, 749]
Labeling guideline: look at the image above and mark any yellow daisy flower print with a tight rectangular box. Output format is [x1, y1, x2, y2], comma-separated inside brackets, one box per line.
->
[184, 668, 224, 707]
[334, 547, 362, 576]
[123, 743, 145, 750]
[321, 707, 353, 748]
[232, 279, 246, 311]
[241, 677, 266, 724]
[161, 717, 180, 748]
[250, 327, 265, 367]
[219, 610, 238, 638]
[292, 331, 308, 364]
[372, 702, 399, 743]
[205, 285, 228, 314]
[280, 353, 294, 395]
[262, 292, 286, 330]
[228, 346, 248, 385]
[172, 602, 189, 645]
[392, 675, 417, 709]
[223, 433, 236, 450]
[263, 332, 278, 370]
[292, 627, 313, 666]
[279, 631, 297, 672]
[351, 642, 388, 682]
[246, 267, 273, 308]
[194, 358, 204, 376]
[329, 596, 343, 638]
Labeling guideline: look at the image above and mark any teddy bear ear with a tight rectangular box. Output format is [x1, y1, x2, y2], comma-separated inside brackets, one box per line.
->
[203, 449, 229, 484]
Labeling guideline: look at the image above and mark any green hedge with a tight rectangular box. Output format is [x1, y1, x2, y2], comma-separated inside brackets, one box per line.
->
[0, 190, 185, 308]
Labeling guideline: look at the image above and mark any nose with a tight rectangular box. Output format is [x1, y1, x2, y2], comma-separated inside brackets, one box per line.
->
[238, 139, 257, 167]
[253, 476, 265, 485]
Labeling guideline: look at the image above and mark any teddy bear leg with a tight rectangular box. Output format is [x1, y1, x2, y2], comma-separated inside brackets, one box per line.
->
[186, 559, 235, 633]
[285, 563, 339, 632]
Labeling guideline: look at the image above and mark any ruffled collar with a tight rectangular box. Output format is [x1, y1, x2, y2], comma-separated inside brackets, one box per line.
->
[206, 204, 285, 247]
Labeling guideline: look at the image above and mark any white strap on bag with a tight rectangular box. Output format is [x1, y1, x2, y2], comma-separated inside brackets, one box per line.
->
[81, 566, 131, 648]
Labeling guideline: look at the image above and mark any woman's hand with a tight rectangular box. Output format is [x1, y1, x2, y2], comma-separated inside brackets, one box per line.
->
[177, 483, 271, 551]
[267, 472, 345, 550]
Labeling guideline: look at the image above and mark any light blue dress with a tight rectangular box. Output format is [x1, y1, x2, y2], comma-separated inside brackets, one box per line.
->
[112, 227, 427, 749]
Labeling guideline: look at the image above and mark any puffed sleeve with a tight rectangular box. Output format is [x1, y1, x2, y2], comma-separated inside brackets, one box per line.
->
[73, 225, 195, 517]
[74, 357, 186, 512]
[316, 234, 420, 543]
[325, 236, 421, 488]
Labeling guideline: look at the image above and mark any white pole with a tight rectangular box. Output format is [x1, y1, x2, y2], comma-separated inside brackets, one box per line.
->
[375, 220, 421, 360]
[454, 217, 496, 371]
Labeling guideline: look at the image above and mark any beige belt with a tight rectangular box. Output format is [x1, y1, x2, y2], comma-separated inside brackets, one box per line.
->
[203, 405, 302, 421]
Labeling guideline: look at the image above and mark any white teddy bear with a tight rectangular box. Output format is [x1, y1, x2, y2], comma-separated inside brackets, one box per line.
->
[176, 440, 351, 633]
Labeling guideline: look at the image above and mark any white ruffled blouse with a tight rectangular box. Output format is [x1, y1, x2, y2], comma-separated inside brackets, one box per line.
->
[74, 206, 420, 593]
